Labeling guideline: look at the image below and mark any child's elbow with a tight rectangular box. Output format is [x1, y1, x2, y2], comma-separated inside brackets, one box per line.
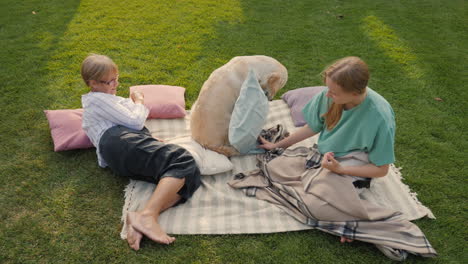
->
[126, 120, 145, 131]
[134, 124, 146, 131]
[126, 115, 147, 131]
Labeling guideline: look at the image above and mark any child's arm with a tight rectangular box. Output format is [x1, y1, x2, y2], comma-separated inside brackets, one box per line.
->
[130, 91, 144, 104]
[91, 93, 149, 130]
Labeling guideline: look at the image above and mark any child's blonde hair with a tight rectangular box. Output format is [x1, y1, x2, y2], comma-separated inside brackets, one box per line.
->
[81, 54, 118, 86]
[321, 56, 369, 130]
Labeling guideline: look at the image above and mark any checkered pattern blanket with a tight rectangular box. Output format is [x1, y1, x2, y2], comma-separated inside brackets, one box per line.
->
[120, 100, 434, 237]
[229, 147, 437, 257]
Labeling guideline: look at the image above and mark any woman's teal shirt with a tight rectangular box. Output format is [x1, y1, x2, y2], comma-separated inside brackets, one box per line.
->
[302, 87, 395, 166]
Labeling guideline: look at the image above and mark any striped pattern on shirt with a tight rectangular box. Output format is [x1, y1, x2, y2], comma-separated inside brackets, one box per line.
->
[81, 92, 149, 167]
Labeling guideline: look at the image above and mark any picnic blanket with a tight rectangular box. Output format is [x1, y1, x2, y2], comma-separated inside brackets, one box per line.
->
[120, 100, 435, 238]
[229, 147, 437, 257]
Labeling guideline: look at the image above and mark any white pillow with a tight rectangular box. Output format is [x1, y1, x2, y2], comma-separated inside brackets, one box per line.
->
[166, 136, 234, 175]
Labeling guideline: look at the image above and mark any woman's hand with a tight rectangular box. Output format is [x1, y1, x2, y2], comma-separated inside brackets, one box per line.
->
[257, 136, 277, 151]
[131, 91, 145, 104]
[321, 152, 390, 178]
[258, 125, 317, 151]
[321, 152, 344, 174]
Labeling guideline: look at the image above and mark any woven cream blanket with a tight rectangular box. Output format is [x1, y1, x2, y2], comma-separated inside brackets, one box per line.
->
[120, 100, 434, 238]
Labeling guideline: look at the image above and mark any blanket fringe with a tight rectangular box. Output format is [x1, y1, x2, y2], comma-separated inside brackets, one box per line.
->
[390, 164, 436, 219]
[120, 180, 137, 239]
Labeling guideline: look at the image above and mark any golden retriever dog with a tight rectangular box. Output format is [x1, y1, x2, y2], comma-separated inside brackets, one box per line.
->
[190, 55, 288, 156]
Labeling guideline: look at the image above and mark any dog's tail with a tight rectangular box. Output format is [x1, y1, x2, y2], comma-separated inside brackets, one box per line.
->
[203, 144, 240, 157]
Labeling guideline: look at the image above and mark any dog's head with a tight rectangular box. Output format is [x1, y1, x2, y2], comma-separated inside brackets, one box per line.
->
[264, 71, 287, 100]
[256, 58, 288, 100]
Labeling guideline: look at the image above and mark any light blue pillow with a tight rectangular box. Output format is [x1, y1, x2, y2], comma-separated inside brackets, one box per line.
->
[229, 68, 269, 154]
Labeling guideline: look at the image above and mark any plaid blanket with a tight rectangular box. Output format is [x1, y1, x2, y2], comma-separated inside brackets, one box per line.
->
[229, 147, 437, 257]
[121, 100, 434, 237]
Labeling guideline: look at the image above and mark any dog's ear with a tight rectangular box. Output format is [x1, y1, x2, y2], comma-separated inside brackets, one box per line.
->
[266, 73, 282, 98]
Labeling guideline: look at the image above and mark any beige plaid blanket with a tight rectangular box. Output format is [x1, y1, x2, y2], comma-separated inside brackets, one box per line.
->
[229, 147, 437, 257]
[120, 100, 434, 238]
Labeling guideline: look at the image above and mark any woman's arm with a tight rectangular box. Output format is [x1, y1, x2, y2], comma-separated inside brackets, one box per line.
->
[321, 152, 389, 178]
[258, 125, 317, 150]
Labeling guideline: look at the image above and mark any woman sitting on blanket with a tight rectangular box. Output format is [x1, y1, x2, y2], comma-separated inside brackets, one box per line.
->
[80, 54, 201, 250]
[259, 56, 395, 243]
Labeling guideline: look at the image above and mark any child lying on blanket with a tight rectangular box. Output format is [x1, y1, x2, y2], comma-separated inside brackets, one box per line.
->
[80, 54, 201, 250]
[259, 57, 401, 258]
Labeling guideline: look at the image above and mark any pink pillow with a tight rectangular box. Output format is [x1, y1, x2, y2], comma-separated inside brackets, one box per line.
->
[129, 85, 186, 119]
[44, 109, 94, 152]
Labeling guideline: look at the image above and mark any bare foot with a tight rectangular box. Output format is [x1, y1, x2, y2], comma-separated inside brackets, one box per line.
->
[126, 218, 143, 250]
[340, 236, 353, 243]
[127, 211, 176, 245]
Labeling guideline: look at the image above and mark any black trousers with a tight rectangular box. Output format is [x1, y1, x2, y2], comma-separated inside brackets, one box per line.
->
[99, 125, 201, 202]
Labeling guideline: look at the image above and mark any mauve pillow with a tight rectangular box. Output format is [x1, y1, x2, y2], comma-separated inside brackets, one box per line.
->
[44, 109, 94, 152]
[281, 86, 327, 127]
[129, 85, 186, 119]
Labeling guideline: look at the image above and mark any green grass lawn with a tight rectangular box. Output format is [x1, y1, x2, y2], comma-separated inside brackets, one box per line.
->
[1, 0, 466, 263]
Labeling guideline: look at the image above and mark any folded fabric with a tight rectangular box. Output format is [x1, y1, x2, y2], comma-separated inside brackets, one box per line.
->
[229, 68, 269, 154]
[228, 147, 437, 258]
[281, 86, 326, 127]
[166, 136, 233, 175]
[129, 85, 186, 119]
[44, 109, 94, 151]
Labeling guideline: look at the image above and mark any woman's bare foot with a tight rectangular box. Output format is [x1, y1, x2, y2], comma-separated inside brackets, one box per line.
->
[127, 211, 176, 245]
[340, 236, 353, 243]
[126, 221, 143, 250]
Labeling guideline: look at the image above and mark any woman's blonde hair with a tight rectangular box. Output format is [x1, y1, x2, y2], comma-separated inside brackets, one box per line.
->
[321, 56, 369, 130]
[81, 54, 118, 86]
